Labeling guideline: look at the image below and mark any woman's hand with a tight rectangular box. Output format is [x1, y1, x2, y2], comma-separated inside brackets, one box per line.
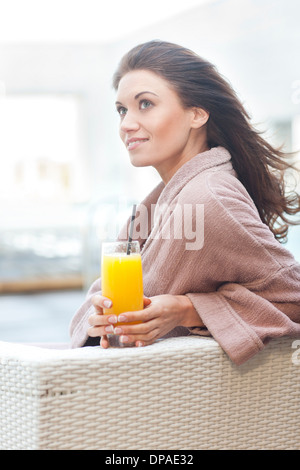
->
[87, 295, 152, 348]
[111, 294, 205, 347]
[88, 294, 205, 348]
[87, 295, 114, 348]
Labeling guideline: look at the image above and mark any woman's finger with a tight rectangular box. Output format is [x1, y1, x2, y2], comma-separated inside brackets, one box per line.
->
[117, 324, 160, 347]
[91, 294, 113, 312]
[88, 312, 118, 327]
[115, 302, 157, 325]
[100, 335, 109, 348]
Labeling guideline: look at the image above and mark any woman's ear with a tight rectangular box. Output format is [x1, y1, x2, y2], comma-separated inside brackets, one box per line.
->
[190, 107, 209, 129]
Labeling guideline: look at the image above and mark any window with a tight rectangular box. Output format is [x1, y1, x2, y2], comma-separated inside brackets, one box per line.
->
[0, 94, 87, 291]
[0, 93, 87, 204]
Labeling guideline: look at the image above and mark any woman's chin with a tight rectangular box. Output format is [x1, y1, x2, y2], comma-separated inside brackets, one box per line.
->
[129, 157, 151, 168]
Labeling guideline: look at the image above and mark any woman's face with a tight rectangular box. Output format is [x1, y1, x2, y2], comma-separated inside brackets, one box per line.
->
[115, 69, 208, 183]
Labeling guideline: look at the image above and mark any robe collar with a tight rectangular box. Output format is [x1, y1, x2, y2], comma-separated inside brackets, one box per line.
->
[156, 146, 232, 207]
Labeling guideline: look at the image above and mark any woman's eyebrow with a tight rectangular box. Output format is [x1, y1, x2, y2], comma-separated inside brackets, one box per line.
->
[115, 91, 158, 106]
[134, 91, 158, 99]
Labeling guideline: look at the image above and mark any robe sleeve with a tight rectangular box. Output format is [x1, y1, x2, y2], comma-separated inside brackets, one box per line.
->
[69, 278, 101, 348]
[186, 265, 300, 365]
[183, 173, 300, 365]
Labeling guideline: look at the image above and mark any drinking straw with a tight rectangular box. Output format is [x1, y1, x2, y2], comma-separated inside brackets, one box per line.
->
[127, 204, 137, 255]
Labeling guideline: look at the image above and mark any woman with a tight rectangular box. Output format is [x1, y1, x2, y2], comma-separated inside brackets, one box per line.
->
[70, 40, 300, 365]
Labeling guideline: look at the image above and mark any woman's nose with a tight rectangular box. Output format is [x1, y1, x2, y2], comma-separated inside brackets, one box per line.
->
[120, 112, 140, 133]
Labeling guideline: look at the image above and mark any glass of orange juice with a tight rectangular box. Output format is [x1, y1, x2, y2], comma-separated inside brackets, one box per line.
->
[101, 241, 143, 347]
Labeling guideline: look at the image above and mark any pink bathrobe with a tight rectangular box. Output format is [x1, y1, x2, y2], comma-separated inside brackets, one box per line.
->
[70, 146, 300, 365]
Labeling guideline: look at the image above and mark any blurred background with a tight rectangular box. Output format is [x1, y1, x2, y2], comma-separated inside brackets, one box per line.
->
[0, 0, 299, 343]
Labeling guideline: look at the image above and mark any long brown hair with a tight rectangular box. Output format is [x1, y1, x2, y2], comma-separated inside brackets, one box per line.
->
[113, 40, 300, 242]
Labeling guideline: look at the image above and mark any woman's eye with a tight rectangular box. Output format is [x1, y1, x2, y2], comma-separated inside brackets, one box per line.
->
[117, 106, 127, 116]
[140, 100, 152, 110]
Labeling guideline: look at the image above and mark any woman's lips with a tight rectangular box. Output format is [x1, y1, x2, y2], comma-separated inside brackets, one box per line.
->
[126, 138, 149, 150]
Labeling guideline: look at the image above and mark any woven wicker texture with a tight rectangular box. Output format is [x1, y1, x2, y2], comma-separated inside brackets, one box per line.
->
[0, 336, 299, 450]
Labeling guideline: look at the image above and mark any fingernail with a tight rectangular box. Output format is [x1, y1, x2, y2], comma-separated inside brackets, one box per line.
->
[136, 341, 143, 347]
[114, 327, 122, 335]
[120, 335, 129, 343]
[108, 316, 117, 324]
[118, 314, 127, 322]
[103, 300, 112, 308]
[105, 325, 114, 333]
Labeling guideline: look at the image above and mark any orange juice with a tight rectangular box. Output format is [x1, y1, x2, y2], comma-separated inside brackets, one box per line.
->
[101, 251, 143, 325]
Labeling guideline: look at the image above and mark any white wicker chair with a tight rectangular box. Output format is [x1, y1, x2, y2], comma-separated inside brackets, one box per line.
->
[0, 336, 299, 450]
